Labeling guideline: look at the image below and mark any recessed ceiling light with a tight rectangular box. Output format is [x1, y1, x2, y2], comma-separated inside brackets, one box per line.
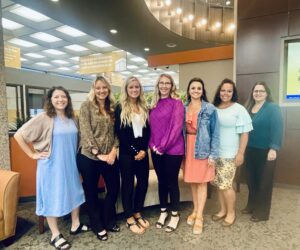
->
[35, 62, 51, 66]
[20, 58, 28, 61]
[188, 14, 194, 21]
[214, 21, 222, 28]
[56, 25, 86, 37]
[127, 65, 138, 69]
[165, 0, 172, 6]
[176, 8, 182, 15]
[25, 53, 45, 58]
[43, 49, 66, 55]
[70, 56, 80, 61]
[88, 40, 112, 48]
[166, 43, 177, 48]
[226, 1, 231, 6]
[8, 38, 37, 47]
[228, 23, 236, 31]
[130, 57, 145, 62]
[138, 69, 149, 73]
[52, 60, 69, 64]
[121, 71, 132, 75]
[30, 32, 61, 42]
[144, 47, 150, 52]
[65, 44, 89, 52]
[57, 67, 71, 71]
[110, 29, 118, 34]
[1, 18, 24, 30]
[10, 5, 50, 22]
[51, 0, 59, 2]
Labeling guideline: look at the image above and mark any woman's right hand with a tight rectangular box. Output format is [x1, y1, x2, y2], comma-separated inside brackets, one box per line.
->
[31, 151, 49, 160]
[153, 146, 163, 155]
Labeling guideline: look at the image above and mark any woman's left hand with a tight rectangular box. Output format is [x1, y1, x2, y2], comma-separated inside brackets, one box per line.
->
[235, 152, 244, 167]
[135, 150, 146, 161]
[208, 158, 215, 168]
[267, 149, 277, 161]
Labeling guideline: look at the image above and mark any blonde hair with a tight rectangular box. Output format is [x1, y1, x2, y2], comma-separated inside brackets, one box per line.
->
[151, 73, 179, 108]
[88, 76, 115, 118]
[120, 76, 148, 127]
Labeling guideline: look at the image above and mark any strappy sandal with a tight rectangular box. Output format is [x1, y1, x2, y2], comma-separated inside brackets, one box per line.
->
[135, 216, 150, 229]
[155, 210, 168, 229]
[126, 220, 145, 234]
[165, 213, 180, 233]
[187, 211, 197, 225]
[50, 234, 71, 250]
[69, 224, 90, 235]
[97, 230, 108, 241]
[193, 217, 203, 234]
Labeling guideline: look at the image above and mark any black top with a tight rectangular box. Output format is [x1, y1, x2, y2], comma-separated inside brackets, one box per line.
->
[115, 104, 150, 156]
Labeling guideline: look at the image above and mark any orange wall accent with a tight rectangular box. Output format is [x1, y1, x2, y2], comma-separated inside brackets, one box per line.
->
[147, 45, 233, 67]
[9, 136, 37, 197]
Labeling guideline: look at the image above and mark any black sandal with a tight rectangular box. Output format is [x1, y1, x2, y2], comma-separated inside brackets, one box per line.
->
[165, 213, 180, 233]
[108, 224, 120, 233]
[135, 216, 150, 228]
[155, 210, 168, 229]
[69, 224, 90, 235]
[50, 234, 71, 250]
[97, 230, 108, 241]
[126, 220, 145, 234]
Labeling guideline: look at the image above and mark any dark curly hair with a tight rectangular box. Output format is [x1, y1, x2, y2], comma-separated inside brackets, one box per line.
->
[213, 78, 238, 107]
[186, 77, 208, 102]
[44, 86, 74, 118]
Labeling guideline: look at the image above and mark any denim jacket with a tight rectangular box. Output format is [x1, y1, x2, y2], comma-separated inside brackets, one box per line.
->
[183, 100, 219, 159]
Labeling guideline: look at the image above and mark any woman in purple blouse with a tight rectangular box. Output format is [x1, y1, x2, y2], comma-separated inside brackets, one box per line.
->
[149, 73, 185, 233]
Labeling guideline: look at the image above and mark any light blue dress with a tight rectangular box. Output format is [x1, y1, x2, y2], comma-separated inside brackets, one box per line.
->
[36, 117, 85, 217]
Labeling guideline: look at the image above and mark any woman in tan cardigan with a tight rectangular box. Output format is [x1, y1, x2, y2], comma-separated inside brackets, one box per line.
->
[77, 76, 120, 241]
[15, 86, 88, 250]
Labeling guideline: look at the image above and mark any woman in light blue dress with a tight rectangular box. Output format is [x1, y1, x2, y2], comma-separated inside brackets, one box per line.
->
[15, 86, 88, 250]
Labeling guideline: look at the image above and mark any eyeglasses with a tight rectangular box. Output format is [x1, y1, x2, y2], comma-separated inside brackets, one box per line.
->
[158, 81, 172, 86]
[253, 90, 266, 94]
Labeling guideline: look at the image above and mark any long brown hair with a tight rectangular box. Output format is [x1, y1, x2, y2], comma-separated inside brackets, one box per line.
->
[88, 76, 115, 119]
[44, 86, 74, 118]
[245, 81, 273, 111]
[151, 73, 179, 108]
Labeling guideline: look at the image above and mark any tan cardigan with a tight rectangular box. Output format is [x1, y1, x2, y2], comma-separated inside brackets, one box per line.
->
[16, 112, 54, 155]
[16, 112, 78, 156]
[78, 100, 119, 160]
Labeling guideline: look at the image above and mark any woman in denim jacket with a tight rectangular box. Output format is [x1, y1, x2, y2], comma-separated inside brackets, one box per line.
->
[183, 78, 219, 234]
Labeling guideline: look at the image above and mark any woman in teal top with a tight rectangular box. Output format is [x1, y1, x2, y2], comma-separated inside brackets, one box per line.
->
[211, 79, 252, 227]
[243, 81, 283, 222]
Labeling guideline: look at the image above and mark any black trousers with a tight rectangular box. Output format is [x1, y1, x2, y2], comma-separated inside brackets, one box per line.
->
[151, 152, 183, 211]
[119, 153, 149, 218]
[77, 152, 120, 233]
[245, 147, 277, 220]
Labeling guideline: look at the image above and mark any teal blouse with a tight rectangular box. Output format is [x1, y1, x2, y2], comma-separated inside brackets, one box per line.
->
[248, 102, 283, 150]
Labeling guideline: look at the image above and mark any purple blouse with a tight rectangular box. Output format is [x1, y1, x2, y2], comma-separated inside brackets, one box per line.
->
[149, 97, 184, 155]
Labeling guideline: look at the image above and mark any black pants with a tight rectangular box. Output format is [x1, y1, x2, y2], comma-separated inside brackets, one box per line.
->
[77, 152, 120, 233]
[245, 147, 277, 220]
[151, 152, 183, 211]
[119, 153, 149, 218]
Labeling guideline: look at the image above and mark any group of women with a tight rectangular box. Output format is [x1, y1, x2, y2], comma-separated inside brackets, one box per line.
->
[14, 74, 283, 249]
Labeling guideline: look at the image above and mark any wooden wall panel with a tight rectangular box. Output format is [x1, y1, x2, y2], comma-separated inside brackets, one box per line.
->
[275, 130, 300, 185]
[236, 14, 288, 75]
[236, 73, 279, 103]
[238, 0, 287, 20]
[289, 0, 300, 11]
[288, 10, 300, 35]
